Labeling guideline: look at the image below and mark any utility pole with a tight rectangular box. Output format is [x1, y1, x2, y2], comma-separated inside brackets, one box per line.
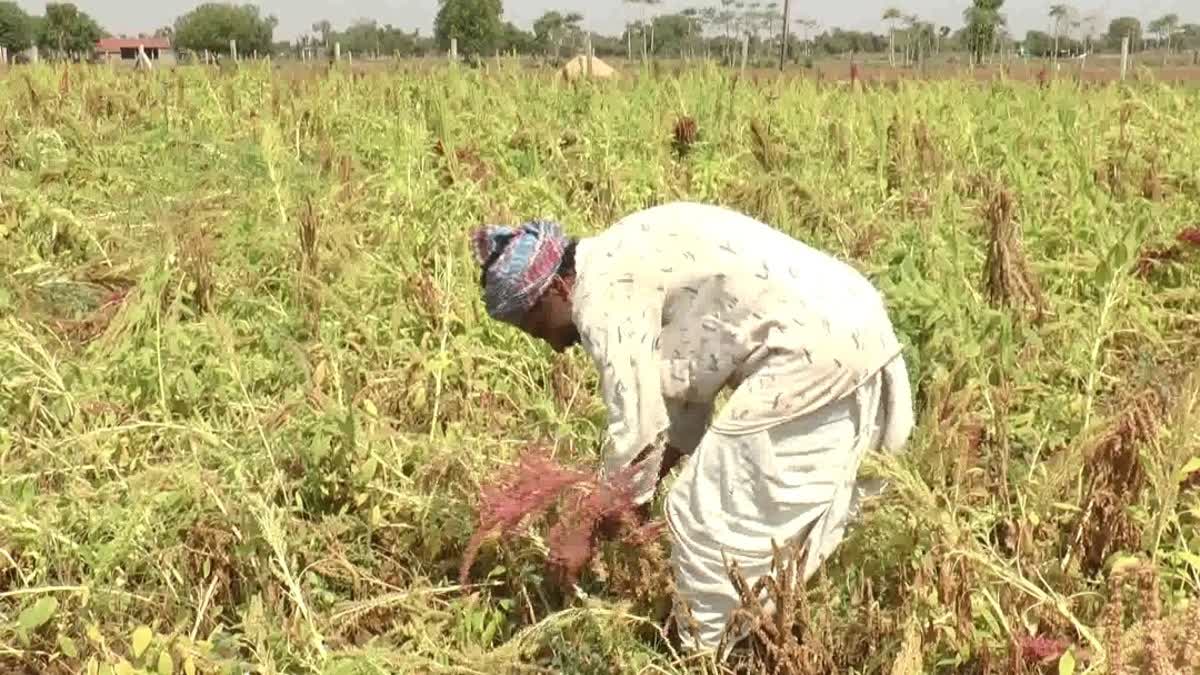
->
[779, 0, 792, 70]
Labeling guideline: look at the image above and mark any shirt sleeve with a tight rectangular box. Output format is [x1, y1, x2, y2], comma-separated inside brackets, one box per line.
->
[576, 286, 671, 505]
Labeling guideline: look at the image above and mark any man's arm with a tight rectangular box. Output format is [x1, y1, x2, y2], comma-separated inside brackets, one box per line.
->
[579, 292, 672, 506]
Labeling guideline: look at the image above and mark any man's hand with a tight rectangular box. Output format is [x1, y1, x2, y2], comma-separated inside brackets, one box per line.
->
[596, 444, 685, 541]
[658, 443, 684, 483]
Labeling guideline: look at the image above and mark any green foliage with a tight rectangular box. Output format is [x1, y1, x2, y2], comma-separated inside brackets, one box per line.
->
[497, 21, 535, 54]
[173, 2, 277, 56]
[36, 2, 102, 58]
[1107, 17, 1143, 50]
[532, 10, 582, 58]
[0, 0, 33, 52]
[433, 0, 503, 59]
[962, 0, 1005, 63]
[649, 12, 704, 57]
[301, 19, 435, 58]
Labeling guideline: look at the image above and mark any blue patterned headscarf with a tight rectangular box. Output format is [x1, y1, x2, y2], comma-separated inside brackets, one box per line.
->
[471, 220, 569, 324]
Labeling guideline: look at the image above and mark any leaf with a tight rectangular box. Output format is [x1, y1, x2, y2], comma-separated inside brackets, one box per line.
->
[1178, 456, 1200, 482]
[1177, 551, 1200, 574]
[114, 660, 135, 675]
[131, 625, 153, 659]
[183, 657, 196, 675]
[18, 596, 58, 631]
[1058, 649, 1076, 675]
[157, 649, 175, 675]
[1108, 553, 1140, 574]
[58, 634, 79, 658]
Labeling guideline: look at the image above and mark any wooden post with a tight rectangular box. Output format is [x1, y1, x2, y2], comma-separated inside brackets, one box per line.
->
[779, 0, 791, 70]
[1, 47, 6, 66]
[31, 44, 39, 63]
[586, 35, 593, 76]
[740, 33, 749, 75]
[450, 38, 457, 61]
[335, 42, 341, 61]
[1120, 36, 1129, 81]
[230, 39, 238, 62]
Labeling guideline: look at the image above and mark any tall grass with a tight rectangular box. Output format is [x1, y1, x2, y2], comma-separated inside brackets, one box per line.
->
[1, 61, 1199, 674]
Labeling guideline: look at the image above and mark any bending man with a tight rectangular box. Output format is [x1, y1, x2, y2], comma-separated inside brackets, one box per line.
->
[470, 201, 915, 653]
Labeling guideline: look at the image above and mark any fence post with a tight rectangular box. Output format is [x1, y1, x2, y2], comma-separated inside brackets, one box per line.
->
[778, 0, 791, 70]
[1120, 36, 1129, 81]
[450, 38, 458, 61]
[740, 33, 749, 75]
[335, 42, 341, 62]
[230, 39, 238, 62]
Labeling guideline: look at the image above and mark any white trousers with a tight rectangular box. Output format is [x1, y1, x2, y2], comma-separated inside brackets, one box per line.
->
[663, 356, 914, 652]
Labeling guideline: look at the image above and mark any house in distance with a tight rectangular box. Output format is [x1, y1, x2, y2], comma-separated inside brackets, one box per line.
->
[95, 37, 175, 66]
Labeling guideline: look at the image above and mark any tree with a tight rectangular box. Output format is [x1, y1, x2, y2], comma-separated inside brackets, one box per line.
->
[0, 1, 33, 53]
[1180, 24, 1200, 52]
[498, 22, 534, 54]
[1079, 10, 1102, 53]
[963, 0, 1005, 65]
[1106, 17, 1141, 51]
[532, 10, 582, 59]
[174, 3, 278, 56]
[1148, 14, 1180, 52]
[793, 17, 817, 56]
[1024, 29, 1053, 56]
[1049, 4, 1071, 60]
[882, 7, 902, 65]
[623, 0, 663, 60]
[650, 11, 703, 57]
[38, 2, 103, 59]
[433, 0, 503, 59]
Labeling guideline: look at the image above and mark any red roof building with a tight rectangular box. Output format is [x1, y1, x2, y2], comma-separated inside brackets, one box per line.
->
[95, 37, 175, 64]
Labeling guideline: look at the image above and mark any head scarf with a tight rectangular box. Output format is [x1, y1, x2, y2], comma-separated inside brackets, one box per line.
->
[471, 220, 569, 324]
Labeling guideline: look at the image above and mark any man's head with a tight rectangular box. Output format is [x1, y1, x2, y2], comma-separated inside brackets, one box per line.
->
[471, 220, 581, 353]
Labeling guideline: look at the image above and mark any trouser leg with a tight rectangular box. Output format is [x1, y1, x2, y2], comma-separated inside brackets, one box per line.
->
[662, 371, 890, 655]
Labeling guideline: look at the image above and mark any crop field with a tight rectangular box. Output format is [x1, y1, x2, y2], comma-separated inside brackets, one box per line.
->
[1, 61, 1200, 674]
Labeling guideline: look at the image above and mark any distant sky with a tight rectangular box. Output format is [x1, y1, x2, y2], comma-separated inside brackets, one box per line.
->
[14, 0, 1198, 42]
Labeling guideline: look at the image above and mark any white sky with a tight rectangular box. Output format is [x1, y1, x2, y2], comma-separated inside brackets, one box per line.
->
[14, 0, 1198, 42]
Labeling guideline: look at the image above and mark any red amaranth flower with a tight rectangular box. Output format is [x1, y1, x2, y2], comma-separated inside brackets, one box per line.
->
[458, 448, 589, 585]
[458, 447, 661, 588]
[1018, 634, 1070, 665]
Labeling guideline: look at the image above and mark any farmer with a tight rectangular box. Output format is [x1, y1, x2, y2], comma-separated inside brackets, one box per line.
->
[469, 201, 915, 654]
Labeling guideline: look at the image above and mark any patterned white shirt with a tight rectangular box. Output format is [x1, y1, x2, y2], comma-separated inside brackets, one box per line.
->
[571, 202, 905, 503]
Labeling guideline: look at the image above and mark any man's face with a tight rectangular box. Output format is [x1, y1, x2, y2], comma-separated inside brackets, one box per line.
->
[518, 277, 580, 353]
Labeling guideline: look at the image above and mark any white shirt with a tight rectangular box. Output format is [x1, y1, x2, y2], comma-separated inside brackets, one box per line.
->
[571, 202, 905, 503]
